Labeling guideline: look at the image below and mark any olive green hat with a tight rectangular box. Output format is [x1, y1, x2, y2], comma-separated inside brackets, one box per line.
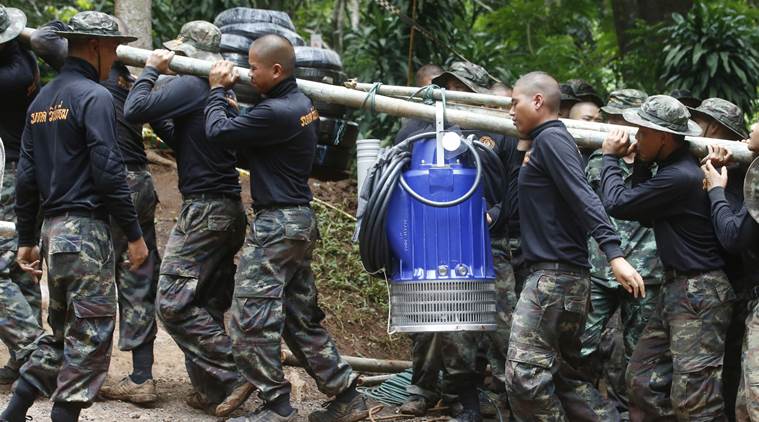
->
[0, 5, 25, 44]
[622, 95, 702, 137]
[601, 89, 648, 115]
[54, 11, 137, 43]
[431, 61, 490, 94]
[163, 21, 223, 62]
[688, 97, 748, 139]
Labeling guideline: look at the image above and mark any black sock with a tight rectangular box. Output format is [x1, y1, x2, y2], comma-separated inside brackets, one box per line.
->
[50, 402, 82, 422]
[1, 378, 37, 422]
[129, 341, 154, 384]
[267, 393, 293, 417]
[335, 379, 359, 402]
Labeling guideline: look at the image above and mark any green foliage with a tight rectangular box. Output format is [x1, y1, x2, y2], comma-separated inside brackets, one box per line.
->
[660, 2, 759, 113]
[311, 200, 387, 308]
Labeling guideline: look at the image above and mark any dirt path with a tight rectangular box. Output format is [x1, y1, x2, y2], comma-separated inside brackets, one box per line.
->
[0, 164, 421, 421]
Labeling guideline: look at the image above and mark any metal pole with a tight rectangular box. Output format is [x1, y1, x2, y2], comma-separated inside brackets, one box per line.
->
[20, 27, 755, 165]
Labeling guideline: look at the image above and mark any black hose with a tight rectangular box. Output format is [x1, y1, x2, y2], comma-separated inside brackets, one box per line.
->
[359, 131, 488, 277]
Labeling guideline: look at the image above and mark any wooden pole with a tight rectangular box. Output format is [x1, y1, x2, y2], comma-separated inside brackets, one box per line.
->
[19, 27, 755, 165]
[281, 349, 412, 373]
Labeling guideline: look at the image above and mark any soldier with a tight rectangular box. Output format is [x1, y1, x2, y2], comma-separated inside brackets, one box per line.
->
[567, 78, 605, 107]
[569, 101, 603, 123]
[600, 95, 732, 421]
[558, 83, 579, 118]
[582, 89, 663, 418]
[31, 17, 169, 405]
[490, 81, 512, 98]
[0, 5, 45, 389]
[1, 11, 149, 422]
[415, 63, 443, 87]
[505, 71, 644, 421]
[204, 34, 368, 422]
[122, 21, 252, 417]
[396, 62, 521, 422]
[701, 131, 759, 422]
[690, 98, 748, 141]
[703, 123, 759, 421]
[692, 98, 750, 422]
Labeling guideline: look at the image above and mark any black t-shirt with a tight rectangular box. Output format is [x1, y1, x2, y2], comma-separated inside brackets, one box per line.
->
[0, 40, 39, 162]
[124, 66, 241, 196]
[204, 77, 317, 207]
[16, 58, 141, 245]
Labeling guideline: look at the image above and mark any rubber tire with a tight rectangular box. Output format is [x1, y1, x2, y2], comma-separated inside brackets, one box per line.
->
[317, 117, 358, 149]
[294, 46, 342, 70]
[220, 33, 253, 54]
[233, 82, 261, 105]
[295, 67, 345, 85]
[214, 7, 295, 31]
[312, 144, 353, 180]
[221, 52, 249, 68]
[310, 99, 346, 118]
[219, 23, 305, 47]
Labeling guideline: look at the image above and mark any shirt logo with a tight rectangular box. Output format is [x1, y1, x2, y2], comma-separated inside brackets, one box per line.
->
[299, 107, 319, 127]
[30, 101, 70, 125]
[479, 135, 495, 149]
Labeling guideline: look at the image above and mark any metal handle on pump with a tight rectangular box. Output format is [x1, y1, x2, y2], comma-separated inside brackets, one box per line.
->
[398, 133, 484, 207]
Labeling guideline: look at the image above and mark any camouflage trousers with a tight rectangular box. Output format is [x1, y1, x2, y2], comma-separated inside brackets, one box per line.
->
[482, 238, 518, 391]
[736, 298, 759, 422]
[230, 206, 354, 402]
[110, 169, 160, 351]
[580, 280, 661, 413]
[407, 331, 483, 403]
[409, 239, 515, 402]
[156, 196, 246, 404]
[505, 268, 618, 421]
[0, 165, 43, 370]
[627, 270, 733, 422]
[20, 215, 116, 403]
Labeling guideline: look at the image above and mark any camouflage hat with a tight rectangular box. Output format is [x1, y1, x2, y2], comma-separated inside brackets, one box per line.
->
[622, 95, 702, 136]
[54, 11, 137, 43]
[566, 79, 603, 107]
[559, 83, 579, 102]
[669, 89, 701, 108]
[431, 61, 490, 93]
[163, 21, 222, 62]
[0, 5, 25, 44]
[688, 97, 748, 139]
[601, 89, 648, 115]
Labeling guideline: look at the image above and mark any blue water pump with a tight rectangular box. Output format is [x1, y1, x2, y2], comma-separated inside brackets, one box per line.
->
[357, 122, 496, 333]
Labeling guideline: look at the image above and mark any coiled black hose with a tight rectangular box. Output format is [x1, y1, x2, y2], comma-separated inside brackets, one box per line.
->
[359, 131, 503, 277]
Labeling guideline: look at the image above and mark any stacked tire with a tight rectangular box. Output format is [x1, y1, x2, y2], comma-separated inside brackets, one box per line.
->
[215, 7, 358, 181]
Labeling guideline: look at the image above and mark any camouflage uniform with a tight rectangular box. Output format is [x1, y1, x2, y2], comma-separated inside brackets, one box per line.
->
[736, 298, 759, 422]
[505, 268, 618, 421]
[0, 165, 43, 370]
[110, 169, 160, 352]
[484, 237, 518, 390]
[20, 216, 117, 403]
[582, 146, 663, 414]
[156, 195, 246, 404]
[230, 206, 355, 402]
[626, 270, 734, 421]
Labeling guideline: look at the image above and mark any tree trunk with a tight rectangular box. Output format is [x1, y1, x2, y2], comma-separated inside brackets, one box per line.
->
[611, 0, 692, 54]
[348, 0, 361, 30]
[114, 0, 152, 50]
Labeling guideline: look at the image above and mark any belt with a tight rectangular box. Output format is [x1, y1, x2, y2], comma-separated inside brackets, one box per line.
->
[252, 203, 309, 213]
[183, 192, 240, 202]
[126, 163, 148, 172]
[49, 209, 108, 222]
[526, 261, 589, 276]
[663, 268, 711, 280]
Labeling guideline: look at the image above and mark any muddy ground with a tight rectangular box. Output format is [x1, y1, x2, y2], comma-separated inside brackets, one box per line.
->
[0, 164, 422, 421]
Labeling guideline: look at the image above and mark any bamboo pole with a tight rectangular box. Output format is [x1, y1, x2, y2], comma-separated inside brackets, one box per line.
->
[281, 349, 412, 373]
[19, 27, 755, 165]
[346, 80, 512, 108]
